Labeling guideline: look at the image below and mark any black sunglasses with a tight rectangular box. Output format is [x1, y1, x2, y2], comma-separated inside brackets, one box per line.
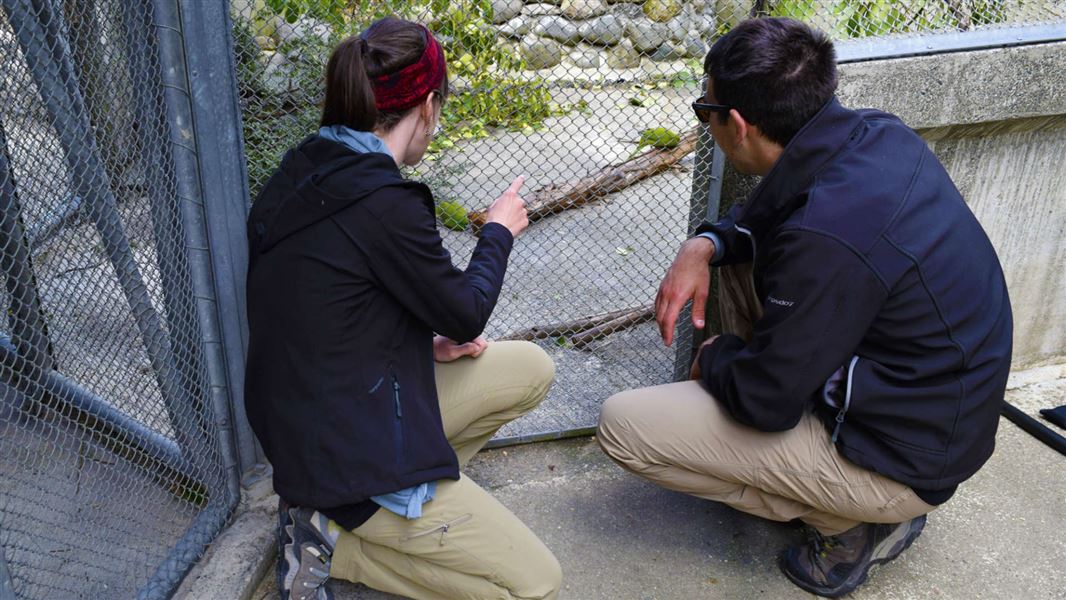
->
[692, 99, 731, 124]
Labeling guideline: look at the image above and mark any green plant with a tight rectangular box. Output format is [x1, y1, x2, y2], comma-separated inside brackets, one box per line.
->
[435, 200, 470, 231]
[237, 0, 575, 198]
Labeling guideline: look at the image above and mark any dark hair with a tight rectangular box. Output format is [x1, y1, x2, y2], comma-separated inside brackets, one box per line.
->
[320, 18, 448, 132]
[704, 17, 837, 146]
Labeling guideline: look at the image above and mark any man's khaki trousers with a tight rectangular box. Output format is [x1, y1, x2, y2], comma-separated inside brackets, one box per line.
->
[330, 341, 562, 599]
[597, 264, 934, 535]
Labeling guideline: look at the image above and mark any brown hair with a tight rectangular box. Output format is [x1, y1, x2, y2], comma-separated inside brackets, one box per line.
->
[320, 18, 449, 132]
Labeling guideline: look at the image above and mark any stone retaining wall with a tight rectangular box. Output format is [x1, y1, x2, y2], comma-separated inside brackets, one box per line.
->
[493, 0, 724, 70]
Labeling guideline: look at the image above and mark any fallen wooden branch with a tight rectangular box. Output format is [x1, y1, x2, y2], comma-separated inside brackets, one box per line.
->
[569, 305, 655, 349]
[496, 307, 638, 341]
[496, 303, 655, 350]
[468, 128, 699, 233]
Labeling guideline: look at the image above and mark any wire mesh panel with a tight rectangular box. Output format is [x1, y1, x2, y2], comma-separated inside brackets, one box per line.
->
[0, 0, 237, 598]
[228, 0, 1066, 442]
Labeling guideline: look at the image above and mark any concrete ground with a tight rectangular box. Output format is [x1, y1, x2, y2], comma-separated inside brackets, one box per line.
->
[226, 369, 1066, 600]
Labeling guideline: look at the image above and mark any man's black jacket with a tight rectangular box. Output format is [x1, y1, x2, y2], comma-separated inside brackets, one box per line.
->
[697, 98, 1013, 496]
[244, 136, 513, 512]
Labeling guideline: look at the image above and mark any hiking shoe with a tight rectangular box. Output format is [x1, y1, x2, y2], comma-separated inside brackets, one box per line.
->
[779, 515, 927, 598]
[277, 503, 336, 600]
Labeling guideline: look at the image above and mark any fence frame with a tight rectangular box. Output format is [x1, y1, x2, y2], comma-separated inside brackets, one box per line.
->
[134, 0, 255, 597]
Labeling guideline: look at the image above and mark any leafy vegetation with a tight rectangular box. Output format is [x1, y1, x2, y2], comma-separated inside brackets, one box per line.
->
[237, 0, 577, 200]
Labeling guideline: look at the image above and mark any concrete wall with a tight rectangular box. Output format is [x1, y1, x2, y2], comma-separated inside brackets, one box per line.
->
[720, 41, 1066, 369]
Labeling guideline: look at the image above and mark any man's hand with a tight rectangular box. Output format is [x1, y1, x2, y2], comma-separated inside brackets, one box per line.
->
[656, 236, 715, 346]
[433, 335, 489, 362]
[689, 335, 719, 380]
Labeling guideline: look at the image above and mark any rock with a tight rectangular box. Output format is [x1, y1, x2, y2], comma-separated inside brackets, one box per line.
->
[534, 16, 581, 45]
[643, 0, 682, 22]
[649, 41, 683, 62]
[492, 0, 525, 24]
[562, 0, 608, 19]
[290, 16, 332, 44]
[607, 38, 642, 68]
[667, 10, 688, 41]
[266, 15, 295, 43]
[261, 51, 296, 94]
[715, 0, 749, 27]
[683, 31, 708, 58]
[498, 16, 533, 38]
[569, 46, 601, 68]
[626, 18, 670, 53]
[450, 74, 472, 93]
[612, 2, 644, 18]
[255, 35, 276, 51]
[523, 3, 562, 16]
[266, 15, 332, 45]
[694, 14, 717, 37]
[578, 14, 625, 46]
[520, 34, 564, 69]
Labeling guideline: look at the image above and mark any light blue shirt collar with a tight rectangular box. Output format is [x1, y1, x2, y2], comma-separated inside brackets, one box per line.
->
[318, 124, 393, 158]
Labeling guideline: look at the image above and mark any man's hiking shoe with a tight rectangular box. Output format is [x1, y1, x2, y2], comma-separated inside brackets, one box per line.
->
[277, 501, 335, 600]
[779, 515, 927, 598]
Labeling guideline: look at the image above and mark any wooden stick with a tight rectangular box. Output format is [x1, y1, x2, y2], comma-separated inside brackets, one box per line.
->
[496, 307, 642, 341]
[569, 305, 655, 349]
[468, 128, 699, 233]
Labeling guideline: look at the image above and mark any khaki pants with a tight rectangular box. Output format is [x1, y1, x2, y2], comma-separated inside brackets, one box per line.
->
[330, 341, 562, 599]
[597, 264, 934, 536]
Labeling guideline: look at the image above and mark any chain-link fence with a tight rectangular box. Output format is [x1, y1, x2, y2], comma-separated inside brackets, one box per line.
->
[1, 0, 1064, 598]
[0, 0, 240, 598]
[230, 0, 1066, 442]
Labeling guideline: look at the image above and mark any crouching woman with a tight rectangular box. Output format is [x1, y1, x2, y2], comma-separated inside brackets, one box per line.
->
[244, 17, 561, 600]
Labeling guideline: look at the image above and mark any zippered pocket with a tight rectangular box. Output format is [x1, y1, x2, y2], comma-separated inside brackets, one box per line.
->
[402, 514, 473, 546]
[392, 373, 404, 465]
[831, 355, 860, 443]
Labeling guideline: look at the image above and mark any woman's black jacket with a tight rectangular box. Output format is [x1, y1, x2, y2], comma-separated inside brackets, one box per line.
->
[244, 135, 513, 512]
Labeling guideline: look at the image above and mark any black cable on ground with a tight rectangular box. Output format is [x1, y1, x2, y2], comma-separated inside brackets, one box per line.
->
[1002, 401, 1066, 457]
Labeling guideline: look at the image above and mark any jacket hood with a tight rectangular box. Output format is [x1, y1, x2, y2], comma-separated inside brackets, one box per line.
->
[248, 135, 429, 259]
[738, 97, 867, 237]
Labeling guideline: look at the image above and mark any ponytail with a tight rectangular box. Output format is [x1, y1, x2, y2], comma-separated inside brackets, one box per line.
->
[321, 36, 378, 131]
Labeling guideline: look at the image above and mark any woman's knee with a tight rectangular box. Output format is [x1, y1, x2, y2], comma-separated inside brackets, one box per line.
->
[510, 547, 562, 600]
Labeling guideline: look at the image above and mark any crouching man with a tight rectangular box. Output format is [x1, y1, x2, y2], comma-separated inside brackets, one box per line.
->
[597, 17, 1013, 598]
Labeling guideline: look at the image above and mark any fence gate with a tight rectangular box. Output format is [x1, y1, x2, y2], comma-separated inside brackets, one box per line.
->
[0, 0, 249, 598]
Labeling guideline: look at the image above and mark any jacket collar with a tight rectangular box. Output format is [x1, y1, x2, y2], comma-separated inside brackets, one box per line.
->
[737, 97, 865, 236]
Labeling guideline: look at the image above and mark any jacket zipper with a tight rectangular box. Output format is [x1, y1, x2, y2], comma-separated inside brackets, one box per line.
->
[392, 374, 403, 463]
[402, 514, 473, 546]
[832, 355, 860, 443]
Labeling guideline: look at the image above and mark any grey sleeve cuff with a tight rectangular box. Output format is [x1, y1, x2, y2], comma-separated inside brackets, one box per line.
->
[696, 232, 724, 265]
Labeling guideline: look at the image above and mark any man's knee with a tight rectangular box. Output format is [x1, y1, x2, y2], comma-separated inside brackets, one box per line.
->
[596, 390, 642, 463]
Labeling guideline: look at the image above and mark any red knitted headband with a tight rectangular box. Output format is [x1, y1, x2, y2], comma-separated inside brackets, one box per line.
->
[368, 25, 447, 113]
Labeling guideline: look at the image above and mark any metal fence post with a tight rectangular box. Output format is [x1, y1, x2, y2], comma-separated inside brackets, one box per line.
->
[674, 132, 726, 381]
[170, 0, 260, 478]
[133, 0, 249, 595]
[0, 541, 15, 600]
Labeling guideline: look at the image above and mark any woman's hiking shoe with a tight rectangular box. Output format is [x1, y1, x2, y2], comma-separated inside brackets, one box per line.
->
[779, 515, 927, 598]
[277, 501, 336, 600]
